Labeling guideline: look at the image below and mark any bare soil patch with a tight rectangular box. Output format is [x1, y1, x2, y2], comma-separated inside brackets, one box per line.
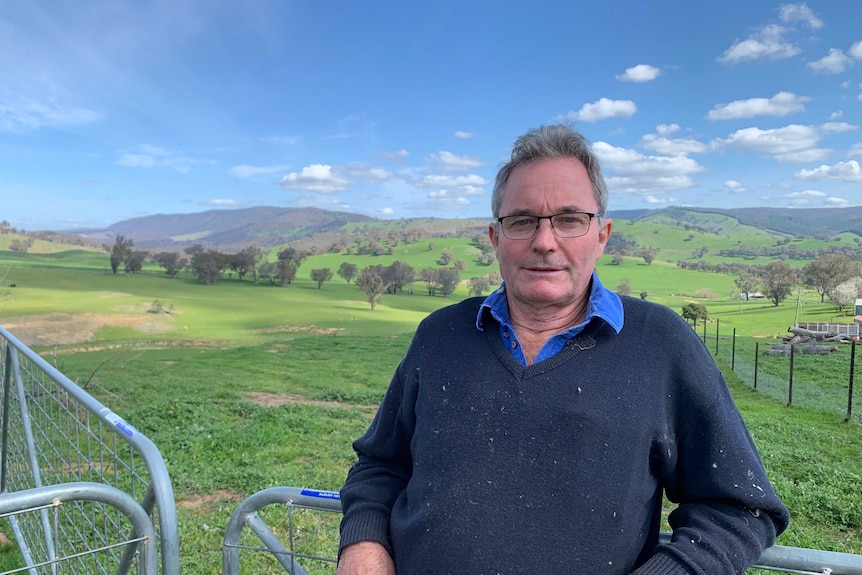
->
[3, 311, 175, 347]
[246, 392, 377, 415]
[256, 325, 343, 336]
[177, 489, 243, 510]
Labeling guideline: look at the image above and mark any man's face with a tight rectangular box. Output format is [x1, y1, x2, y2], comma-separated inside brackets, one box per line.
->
[488, 157, 612, 313]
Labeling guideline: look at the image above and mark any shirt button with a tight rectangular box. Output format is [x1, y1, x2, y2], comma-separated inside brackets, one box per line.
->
[503, 331, 510, 338]
[511, 341, 517, 349]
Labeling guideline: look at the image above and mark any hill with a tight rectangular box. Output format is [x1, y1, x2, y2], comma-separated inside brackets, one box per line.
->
[33, 204, 862, 253]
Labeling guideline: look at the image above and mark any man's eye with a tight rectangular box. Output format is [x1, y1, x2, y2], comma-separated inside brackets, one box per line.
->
[556, 216, 579, 225]
[510, 218, 535, 227]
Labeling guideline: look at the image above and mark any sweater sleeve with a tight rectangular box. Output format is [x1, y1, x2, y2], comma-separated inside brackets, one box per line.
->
[338, 359, 416, 558]
[632, 311, 789, 574]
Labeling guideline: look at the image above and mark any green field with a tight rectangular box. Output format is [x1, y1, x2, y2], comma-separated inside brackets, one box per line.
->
[1, 231, 861, 574]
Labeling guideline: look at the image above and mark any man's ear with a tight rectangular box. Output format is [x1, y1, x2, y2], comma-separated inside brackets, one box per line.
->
[489, 222, 499, 249]
[596, 218, 613, 255]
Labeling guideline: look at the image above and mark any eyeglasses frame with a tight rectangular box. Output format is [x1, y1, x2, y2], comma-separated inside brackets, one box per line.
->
[495, 211, 602, 240]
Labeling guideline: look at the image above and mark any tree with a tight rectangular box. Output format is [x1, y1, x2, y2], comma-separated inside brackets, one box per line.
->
[611, 254, 624, 265]
[185, 244, 226, 284]
[681, 302, 709, 326]
[357, 267, 387, 310]
[640, 248, 658, 266]
[382, 261, 415, 294]
[310, 267, 333, 289]
[616, 278, 631, 296]
[828, 279, 858, 312]
[734, 271, 758, 301]
[258, 262, 278, 285]
[468, 276, 491, 297]
[438, 249, 453, 266]
[802, 254, 859, 303]
[276, 246, 307, 286]
[338, 262, 358, 284]
[419, 268, 439, 295]
[124, 250, 147, 274]
[153, 251, 187, 278]
[228, 246, 264, 281]
[760, 261, 797, 307]
[110, 235, 134, 275]
[437, 268, 461, 296]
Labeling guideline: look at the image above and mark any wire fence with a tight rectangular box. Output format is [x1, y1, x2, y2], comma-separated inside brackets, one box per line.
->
[694, 319, 861, 424]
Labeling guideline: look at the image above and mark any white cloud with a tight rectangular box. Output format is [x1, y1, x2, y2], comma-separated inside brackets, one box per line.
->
[593, 141, 706, 197]
[0, 94, 103, 131]
[378, 149, 409, 162]
[778, 3, 823, 29]
[561, 98, 637, 122]
[616, 64, 661, 83]
[708, 92, 809, 120]
[639, 134, 710, 156]
[378, 207, 395, 216]
[344, 166, 395, 182]
[140, 144, 168, 156]
[781, 189, 827, 206]
[825, 197, 850, 206]
[829, 111, 844, 120]
[774, 148, 832, 163]
[644, 195, 677, 205]
[849, 144, 862, 158]
[117, 154, 156, 168]
[416, 174, 487, 189]
[228, 164, 291, 179]
[794, 160, 862, 182]
[808, 49, 855, 74]
[724, 180, 747, 192]
[454, 130, 476, 139]
[117, 145, 212, 173]
[278, 164, 350, 193]
[655, 124, 679, 137]
[207, 198, 237, 206]
[717, 123, 857, 157]
[851, 40, 862, 60]
[717, 25, 800, 63]
[427, 151, 484, 171]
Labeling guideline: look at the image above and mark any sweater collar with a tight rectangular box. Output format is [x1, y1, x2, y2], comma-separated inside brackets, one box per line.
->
[476, 272, 624, 335]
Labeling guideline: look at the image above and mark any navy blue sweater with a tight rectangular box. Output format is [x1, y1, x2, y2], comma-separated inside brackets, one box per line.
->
[340, 296, 789, 574]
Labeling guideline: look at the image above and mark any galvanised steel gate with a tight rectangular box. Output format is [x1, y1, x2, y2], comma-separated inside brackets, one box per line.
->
[0, 325, 178, 575]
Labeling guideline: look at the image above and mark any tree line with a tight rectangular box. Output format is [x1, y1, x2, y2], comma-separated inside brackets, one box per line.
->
[105, 235, 502, 309]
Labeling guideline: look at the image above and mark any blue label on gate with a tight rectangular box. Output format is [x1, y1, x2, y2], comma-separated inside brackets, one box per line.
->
[300, 488, 340, 500]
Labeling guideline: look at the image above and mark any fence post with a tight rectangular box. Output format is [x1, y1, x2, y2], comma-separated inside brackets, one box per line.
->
[754, 341, 759, 390]
[731, 328, 736, 371]
[788, 342, 794, 406]
[715, 319, 720, 355]
[702, 320, 706, 344]
[848, 340, 856, 422]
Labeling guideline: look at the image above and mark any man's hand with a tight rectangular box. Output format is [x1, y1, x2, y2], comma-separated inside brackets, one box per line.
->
[336, 541, 396, 575]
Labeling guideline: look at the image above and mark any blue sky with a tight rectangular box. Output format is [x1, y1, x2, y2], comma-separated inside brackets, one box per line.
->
[1, 1, 861, 231]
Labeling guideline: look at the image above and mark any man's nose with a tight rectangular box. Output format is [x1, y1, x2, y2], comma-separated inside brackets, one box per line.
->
[531, 218, 558, 250]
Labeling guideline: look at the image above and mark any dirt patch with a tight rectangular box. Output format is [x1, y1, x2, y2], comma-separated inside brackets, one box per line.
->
[2, 311, 175, 347]
[246, 392, 377, 415]
[256, 325, 343, 336]
[177, 489, 242, 510]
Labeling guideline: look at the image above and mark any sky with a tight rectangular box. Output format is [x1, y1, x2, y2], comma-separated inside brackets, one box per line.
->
[1, 1, 861, 231]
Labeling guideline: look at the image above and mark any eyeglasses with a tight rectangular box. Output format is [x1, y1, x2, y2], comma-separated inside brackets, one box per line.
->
[496, 211, 600, 240]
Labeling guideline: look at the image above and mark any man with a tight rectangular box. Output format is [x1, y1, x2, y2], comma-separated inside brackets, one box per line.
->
[337, 125, 789, 574]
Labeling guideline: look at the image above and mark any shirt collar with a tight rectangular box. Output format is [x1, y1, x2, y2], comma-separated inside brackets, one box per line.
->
[476, 272, 624, 334]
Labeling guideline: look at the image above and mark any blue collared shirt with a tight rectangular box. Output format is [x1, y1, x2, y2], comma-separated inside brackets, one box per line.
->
[476, 272, 624, 365]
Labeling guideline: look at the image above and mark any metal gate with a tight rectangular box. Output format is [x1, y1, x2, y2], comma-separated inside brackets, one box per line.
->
[0, 325, 179, 575]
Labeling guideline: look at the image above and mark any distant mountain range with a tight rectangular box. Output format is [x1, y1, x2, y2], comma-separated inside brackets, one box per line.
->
[72, 205, 862, 251]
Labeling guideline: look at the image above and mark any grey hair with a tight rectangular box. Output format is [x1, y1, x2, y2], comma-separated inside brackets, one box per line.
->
[491, 124, 608, 219]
